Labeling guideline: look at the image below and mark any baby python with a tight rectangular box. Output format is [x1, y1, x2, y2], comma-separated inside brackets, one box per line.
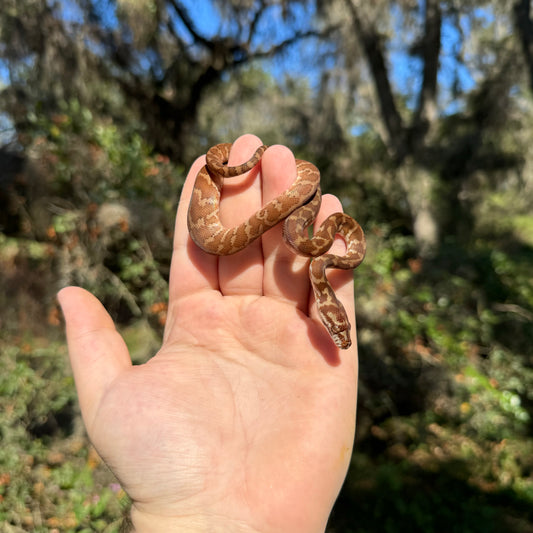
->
[187, 143, 366, 349]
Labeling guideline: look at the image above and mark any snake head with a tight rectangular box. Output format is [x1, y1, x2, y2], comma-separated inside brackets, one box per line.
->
[331, 330, 352, 349]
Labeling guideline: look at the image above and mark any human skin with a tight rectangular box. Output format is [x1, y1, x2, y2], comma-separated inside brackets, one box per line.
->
[58, 134, 359, 532]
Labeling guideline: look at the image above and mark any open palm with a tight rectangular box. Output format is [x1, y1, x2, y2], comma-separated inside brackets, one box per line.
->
[59, 134, 359, 533]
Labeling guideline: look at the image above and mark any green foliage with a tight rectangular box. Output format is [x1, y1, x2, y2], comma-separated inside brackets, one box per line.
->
[29, 98, 182, 206]
[0, 340, 129, 531]
[345, 213, 533, 531]
[8, 97, 184, 329]
[330, 458, 533, 533]
[460, 363, 530, 439]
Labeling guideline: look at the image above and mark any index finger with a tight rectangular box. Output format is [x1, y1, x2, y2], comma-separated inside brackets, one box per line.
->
[169, 154, 219, 302]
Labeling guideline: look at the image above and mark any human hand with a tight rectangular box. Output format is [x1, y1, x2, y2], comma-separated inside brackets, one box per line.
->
[58, 134, 359, 533]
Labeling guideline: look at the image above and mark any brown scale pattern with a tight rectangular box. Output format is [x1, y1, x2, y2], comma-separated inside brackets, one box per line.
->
[187, 143, 366, 349]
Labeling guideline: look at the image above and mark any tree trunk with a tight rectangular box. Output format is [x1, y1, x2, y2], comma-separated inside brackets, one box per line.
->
[513, 0, 533, 93]
[397, 161, 440, 258]
[344, 0, 443, 257]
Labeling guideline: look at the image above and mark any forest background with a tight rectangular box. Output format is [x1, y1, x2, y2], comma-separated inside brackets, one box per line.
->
[1, 0, 533, 531]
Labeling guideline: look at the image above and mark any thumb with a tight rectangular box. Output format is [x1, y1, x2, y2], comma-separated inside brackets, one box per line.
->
[58, 286, 132, 431]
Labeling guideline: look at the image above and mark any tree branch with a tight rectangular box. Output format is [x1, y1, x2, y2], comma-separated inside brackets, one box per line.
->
[247, 0, 267, 48]
[248, 25, 339, 62]
[167, 0, 213, 50]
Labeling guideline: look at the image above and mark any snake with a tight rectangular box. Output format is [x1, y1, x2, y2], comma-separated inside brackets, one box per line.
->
[187, 143, 366, 349]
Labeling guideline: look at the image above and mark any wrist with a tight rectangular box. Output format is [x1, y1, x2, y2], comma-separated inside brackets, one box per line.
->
[129, 506, 262, 533]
